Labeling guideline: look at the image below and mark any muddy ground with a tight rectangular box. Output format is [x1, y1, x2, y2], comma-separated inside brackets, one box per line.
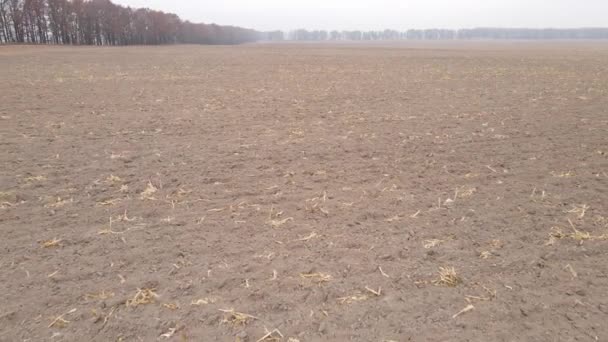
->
[1, 42, 607, 341]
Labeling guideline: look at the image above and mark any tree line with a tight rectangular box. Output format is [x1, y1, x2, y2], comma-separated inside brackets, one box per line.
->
[2, 1, 607, 46]
[284, 28, 608, 41]
[0, 0, 263, 45]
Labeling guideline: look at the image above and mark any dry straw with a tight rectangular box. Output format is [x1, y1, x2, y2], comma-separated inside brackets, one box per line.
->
[125, 288, 158, 307]
[42, 238, 62, 248]
[434, 267, 462, 287]
[300, 272, 332, 283]
[219, 309, 257, 326]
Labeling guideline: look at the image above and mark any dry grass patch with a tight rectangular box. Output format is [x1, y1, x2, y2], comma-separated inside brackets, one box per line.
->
[489, 239, 503, 249]
[191, 297, 216, 305]
[96, 198, 122, 206]
[546, 227, 566, 246]
[378, 266, 391, 278]
[98, 216, 134, 235]
[338, 286, 381, 304]
[109, 152, 125, 160]
[44, 197, 72, 208]
[269, 217, 293, 228]
[551, 171, 575, 178]
[423, 239, 443, 249]
[268, 206, 293, 228]
[594, 216, 608, 228]
[305, 191, 329, 216]
[42, 238, 62, 248]
[97, 228, 128, 235]
[106, 175, 122, 184]
[162, 303, 179, 310]
[455, 186, 477, 199]
[338, 294, 369, 304]
[300, 272, 332, 284]
[550, 226, 567, 239]
[566, 204, 589, 219]
[433, 267, 462, 287]
[365, 286, 382, 296]
[91, 306, 116, 326]
[547, 220, 603, 245]
[479, 251, 492, 259]
[564, 264, 578, 278]
[452, 304, 475, 319]
[125, 288, 158, 307]
[48, 308, 77, 328]
[114, 210, 138, 222]
[570, 228, 592, 242]
[140, 181, 158, 200]
[25, 175, 46, 182]
[0, 201, 15, 209]
[291, 231, 319, 242]
[160, 328, 177, 339]
[84, 290, 115, 301]
[219, 309, 257, 326]
[256, 328, 284, 342]
[465, 284, 497, 302]
[385, 214, 402, 222]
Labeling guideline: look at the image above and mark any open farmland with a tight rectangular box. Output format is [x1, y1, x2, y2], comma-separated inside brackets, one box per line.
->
[1, 42, 608, 341]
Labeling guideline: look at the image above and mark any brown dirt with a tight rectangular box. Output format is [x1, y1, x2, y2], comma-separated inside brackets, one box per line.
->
[1, 42, 607, 341]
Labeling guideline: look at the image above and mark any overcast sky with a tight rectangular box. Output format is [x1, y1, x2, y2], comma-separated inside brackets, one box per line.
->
[112, 0, 608, 31]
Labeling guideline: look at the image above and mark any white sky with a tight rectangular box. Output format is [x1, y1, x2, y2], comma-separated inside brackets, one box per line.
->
[112, 0, 608, 31]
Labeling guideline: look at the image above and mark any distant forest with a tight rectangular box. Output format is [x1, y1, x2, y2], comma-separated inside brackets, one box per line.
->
[0, 0, 265, 45]
[1, 0, 608, 46]
[285, 28, 608, 41]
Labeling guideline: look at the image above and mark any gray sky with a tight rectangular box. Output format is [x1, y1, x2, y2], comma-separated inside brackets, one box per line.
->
[112, 0, 608, 31]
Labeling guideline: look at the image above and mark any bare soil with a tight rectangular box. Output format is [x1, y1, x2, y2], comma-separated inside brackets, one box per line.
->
[1, 42, 608, 341]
